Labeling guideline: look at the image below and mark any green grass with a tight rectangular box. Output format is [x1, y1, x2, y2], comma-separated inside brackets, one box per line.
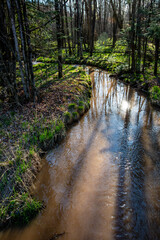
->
[68, 103, 77, 111]
[0, 193, 42, 227]
[78, 106, 85, 115]
[72, 112, 79, 121]
[150, 86, 160, 101]
[63, 111, 72, 124]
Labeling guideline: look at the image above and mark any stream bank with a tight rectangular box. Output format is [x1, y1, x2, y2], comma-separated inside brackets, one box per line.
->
[0, 64, 91, 229]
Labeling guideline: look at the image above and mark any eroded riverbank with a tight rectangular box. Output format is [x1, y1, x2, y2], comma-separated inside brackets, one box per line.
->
[1, 68, 160, 240]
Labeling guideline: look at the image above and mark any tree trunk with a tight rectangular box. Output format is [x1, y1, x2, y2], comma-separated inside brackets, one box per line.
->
[90, 0, 96, 56]
[131, 0, 136, 72]
[69, 0, 75, 53]
[7, 0, 29, 99]
[16, 0, 30, 97]
[55, 0, 63, 78]
[22, 0, 36, 103]
[64, 0, 72, 56]
[154, 38, 159, 76]
[137, 0, 142, 72]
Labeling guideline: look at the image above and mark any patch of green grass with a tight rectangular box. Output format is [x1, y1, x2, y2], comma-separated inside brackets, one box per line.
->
[55, 121, 65, 133]
[78, 101, 84, 106]
[0, 193, 42, 227]
[77, 106, 84, 115]
[150, 86, 160, 101]
[68, 103, 77, 112]
[63, 111, 72, 124]
[72, 112, 79, 121]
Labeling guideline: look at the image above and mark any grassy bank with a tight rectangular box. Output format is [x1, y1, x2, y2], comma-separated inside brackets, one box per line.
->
[0, 64, 91, 229]
[36, 40, 160, 107]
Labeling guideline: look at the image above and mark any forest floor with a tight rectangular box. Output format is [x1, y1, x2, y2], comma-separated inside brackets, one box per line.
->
[0, 64, 91, 229]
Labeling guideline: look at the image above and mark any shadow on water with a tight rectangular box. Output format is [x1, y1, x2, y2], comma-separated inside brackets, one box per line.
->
[100, 85, 152, 239]
[52, 70, 118, 231]
[113, 95, 151, 239]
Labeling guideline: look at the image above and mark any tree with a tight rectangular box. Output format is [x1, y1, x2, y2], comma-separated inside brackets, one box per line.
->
[55, 0, 63, 78]
[0, 0, 36, 104]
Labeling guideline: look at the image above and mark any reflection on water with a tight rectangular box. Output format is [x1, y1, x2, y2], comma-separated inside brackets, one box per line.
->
[1, 68, 160, 240]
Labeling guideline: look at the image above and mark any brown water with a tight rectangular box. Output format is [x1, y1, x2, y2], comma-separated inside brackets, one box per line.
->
[1, 68, 160, 240]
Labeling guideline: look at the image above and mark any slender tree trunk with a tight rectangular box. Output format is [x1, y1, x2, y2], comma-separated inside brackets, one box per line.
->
[22, 0, 36, 103]
[55, 0, 63, 78]
[64, 0, 72, 56]
[90, 0, 96, 56]
[7, 0, 29, 99]
[69, 0, 75, 52]
[131, 0, 136, 72]
[60, 1, 66, 49]
[103, 0, 107, 32]
[154, 0, 160, 76]
[154, 38, 159, 76]
[16, 0, 30, 97]
[142, 0, 153, 73]
[137, 0, 142, 72]
[112, 12, 117, 48]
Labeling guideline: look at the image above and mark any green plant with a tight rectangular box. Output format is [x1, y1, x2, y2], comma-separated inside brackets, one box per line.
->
[78, 106, 84, 115]
[150, 86, 160, 101]
[68, 103, 77, 112]
[0, 194, 42, 227]
[64, 111, 72, 124]
[79, 101, 84, 106]
[55, 121, 64, 133]
[29, 147, 35, 157]
[72, 112, 79, 121]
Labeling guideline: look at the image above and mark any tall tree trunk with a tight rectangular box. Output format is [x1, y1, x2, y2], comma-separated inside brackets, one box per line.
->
[64, 0, 72, 56]
[16, 0, 30, 97]
[103, 0, 107, 32]
[90, 0, 96, 56]
[112, 11, 117, 48]
[137, 0, 142, 72]
[154, 38, 159, 76]
[69, 0, 75, 52]
[154, 0, 160, 76]
[142, 0, 153, 73]
[55, 0, 63, 78]
[7, 0, 29, 99]
[131, 0, 136, 72]
[22, 0, 36, 103]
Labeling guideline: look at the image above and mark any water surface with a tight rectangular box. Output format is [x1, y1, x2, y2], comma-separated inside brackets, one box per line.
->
[1, 68, 160, 240]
